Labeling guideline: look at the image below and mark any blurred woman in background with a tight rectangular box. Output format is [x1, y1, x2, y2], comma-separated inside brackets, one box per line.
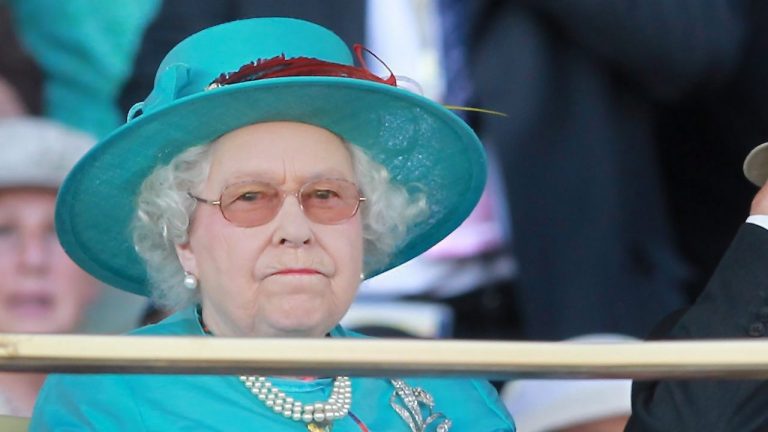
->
[0, 117, 102, 416]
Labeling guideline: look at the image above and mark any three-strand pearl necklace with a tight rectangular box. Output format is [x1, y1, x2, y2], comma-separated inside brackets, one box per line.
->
[240, 374, 352, 431]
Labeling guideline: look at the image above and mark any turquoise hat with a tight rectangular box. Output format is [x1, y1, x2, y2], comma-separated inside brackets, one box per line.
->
[55, 17, 487, 297]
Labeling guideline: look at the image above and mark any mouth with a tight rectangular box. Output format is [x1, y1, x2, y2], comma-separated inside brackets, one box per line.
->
[271, 268, 323, 276]
[5, 292, 55, 318]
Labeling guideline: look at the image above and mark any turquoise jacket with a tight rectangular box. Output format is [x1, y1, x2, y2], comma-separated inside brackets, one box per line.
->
[31, 306, 515, 431]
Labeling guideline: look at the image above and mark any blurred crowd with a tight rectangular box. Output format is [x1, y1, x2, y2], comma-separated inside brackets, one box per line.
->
[3, 0, 768, 429]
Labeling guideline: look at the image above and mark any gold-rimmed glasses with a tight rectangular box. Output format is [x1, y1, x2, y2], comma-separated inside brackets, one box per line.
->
[189, 178, 366, 227]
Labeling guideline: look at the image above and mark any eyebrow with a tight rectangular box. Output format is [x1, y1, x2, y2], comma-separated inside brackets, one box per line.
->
[222, 170, 354, 187]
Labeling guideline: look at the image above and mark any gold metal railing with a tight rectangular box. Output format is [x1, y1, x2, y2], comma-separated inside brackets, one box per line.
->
[0, 334, 767, 379]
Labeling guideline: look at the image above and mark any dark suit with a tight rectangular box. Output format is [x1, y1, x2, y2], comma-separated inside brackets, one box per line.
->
[627, 223, 768, 431]
[466, 0, 749, 339]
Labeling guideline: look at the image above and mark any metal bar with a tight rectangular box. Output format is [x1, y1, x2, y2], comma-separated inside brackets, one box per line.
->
[1, 334, 767, 379]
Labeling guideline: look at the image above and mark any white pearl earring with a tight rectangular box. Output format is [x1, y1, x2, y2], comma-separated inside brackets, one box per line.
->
[183, 271, 199, 290]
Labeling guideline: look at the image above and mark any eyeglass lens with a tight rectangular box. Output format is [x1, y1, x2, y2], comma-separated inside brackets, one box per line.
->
[219, 179, 362, 227]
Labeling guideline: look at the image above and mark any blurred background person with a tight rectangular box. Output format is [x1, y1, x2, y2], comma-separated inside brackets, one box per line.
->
[465, 0, 754, 339]
[0, 118, 100, 416]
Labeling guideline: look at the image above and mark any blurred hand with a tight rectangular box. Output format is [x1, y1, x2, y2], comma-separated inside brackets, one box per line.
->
[750, 181, 768, 215]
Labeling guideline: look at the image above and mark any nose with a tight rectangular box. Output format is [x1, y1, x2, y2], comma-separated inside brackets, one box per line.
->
[19, 231, 51, 274]
[271, 194, 313, 247]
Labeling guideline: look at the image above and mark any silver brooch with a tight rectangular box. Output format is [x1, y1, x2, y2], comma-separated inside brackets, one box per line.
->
[389, 379, 451, 432]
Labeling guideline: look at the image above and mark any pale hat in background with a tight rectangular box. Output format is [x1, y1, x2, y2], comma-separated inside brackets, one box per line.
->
[743, 142, 768, 186]
[0, 116, 95, 189]
[501, 334, 634, 432]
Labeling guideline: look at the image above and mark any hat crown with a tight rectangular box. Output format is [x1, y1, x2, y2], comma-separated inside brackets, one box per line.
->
[139, 18, 354, 117]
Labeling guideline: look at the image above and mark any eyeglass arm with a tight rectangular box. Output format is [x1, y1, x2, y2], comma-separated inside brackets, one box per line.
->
[187, 192, 221, 206]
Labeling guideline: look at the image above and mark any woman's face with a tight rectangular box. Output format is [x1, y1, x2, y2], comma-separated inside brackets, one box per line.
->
[0, 188, 101, 333]
[177, 121, 364, 338]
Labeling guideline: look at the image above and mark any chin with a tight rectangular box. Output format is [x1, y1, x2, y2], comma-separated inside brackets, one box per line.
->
[261, 296, 341, 337]
[6, 321, 73, 334]
[266, 314, 333, 338]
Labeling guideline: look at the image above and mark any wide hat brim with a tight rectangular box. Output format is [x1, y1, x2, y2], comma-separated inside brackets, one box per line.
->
[56, 76, 487, 297]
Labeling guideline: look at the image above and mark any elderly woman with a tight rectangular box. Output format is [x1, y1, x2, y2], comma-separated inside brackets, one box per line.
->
[30, 18, 515, 431]
[0, 118, 103, 417]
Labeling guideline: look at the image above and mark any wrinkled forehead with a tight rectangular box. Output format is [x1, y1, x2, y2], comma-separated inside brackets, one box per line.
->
[206, 121, 356, 187]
